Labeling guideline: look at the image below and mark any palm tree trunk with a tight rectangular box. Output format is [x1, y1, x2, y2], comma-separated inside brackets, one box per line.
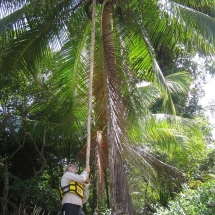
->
[101, 2, 133, 214]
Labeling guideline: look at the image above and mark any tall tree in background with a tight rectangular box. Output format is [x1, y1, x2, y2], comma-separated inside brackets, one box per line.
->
[0, 0, 215, 214]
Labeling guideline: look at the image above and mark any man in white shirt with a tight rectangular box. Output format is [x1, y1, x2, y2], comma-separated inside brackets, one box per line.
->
[61, 164, 90, 215]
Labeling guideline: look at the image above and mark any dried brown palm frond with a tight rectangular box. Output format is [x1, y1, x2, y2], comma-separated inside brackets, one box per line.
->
[78, 130, 109, 197]
[101, 1, 134, 213]
[120, 144, 186, 212]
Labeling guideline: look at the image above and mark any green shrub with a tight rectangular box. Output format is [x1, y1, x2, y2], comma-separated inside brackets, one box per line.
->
[155, 181, 215, 215]
[10, 177, 61, 214]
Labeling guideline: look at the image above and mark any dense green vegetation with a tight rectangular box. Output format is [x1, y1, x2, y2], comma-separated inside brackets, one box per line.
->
[0, 0, 215, 214]
[155, 181, 215, 215]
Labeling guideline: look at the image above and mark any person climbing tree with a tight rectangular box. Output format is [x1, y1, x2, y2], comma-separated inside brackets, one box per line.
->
[60, 164, 90, 215]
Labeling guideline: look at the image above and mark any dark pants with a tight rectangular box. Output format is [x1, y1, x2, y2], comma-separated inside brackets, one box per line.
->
[61, 203, 81, 215]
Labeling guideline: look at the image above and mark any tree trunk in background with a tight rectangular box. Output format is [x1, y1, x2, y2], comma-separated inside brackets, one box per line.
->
[104, 169, 110, 209]
[92, 175, 98, 214]
[2, 164, 9, 215]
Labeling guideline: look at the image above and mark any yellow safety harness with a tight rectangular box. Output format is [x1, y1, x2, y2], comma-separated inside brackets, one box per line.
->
[59, 181, 84, 199]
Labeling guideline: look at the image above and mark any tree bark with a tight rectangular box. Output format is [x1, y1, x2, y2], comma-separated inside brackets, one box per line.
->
[2, 164, 9, 215]
[104, 169, 110, 209]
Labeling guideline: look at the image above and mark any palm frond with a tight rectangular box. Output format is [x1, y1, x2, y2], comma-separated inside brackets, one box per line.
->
[165, 71, 191, 94]
[0, 0, 89, 77]
[116, 5, 177, 114]
[121, 144, 186, 210]
[159, 0, 215, 54]
[151, 113, 204, 152]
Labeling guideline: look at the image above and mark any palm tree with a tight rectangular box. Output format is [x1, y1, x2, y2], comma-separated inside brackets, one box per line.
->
[1, 0, 215, 214]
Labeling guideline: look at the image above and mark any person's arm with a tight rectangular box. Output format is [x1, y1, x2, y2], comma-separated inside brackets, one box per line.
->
[64, 166, 90, 183]
[64, 171, 88, 183]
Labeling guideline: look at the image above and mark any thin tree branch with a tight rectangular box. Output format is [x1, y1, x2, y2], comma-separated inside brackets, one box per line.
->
[86, 0, 96, 167]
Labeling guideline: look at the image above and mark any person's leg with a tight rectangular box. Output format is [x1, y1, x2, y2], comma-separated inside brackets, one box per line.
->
[78, 208, 85, 215]
[62, 203, 81, 215]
